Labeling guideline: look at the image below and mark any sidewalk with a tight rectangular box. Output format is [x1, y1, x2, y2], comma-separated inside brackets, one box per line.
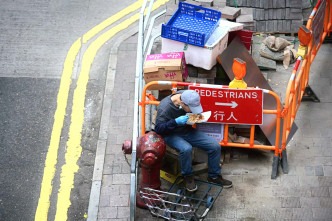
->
[94, 23, 332, 221]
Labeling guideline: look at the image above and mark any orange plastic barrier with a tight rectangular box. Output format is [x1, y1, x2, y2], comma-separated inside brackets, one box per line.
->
[281, 0, 332, 168]
[140, 81, 282, 178]
[139, 0, 332, 179]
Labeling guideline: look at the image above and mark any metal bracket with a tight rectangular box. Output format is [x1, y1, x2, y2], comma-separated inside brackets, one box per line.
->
[302, 85, 320, 102]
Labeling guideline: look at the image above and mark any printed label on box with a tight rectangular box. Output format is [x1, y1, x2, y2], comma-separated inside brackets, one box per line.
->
[196, 123, 224, 142]
[146, 52, 184, 61]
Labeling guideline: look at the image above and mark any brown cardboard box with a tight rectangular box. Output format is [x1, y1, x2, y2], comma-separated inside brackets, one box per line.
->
[143, 52, 188, 90]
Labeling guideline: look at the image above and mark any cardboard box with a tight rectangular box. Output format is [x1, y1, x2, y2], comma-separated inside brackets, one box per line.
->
[196, 123, 224, 142]
[143, 52, 188, 90]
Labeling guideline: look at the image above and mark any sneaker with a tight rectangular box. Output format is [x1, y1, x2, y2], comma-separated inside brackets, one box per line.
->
[207, 175, 233, 188]
[184, 175, 197, 192]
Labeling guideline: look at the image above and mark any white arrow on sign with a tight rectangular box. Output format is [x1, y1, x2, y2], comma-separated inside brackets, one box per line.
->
[215, 101, 238, 108]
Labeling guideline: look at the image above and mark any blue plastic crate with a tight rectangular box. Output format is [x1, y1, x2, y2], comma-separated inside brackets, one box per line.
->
[161, 2, 221, 47]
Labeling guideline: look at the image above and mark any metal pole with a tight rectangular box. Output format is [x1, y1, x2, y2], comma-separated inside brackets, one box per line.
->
[130, 0, 148, 220]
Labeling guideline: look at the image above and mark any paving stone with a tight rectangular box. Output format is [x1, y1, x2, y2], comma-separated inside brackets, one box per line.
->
[272, 0, 277, 8]
[315, 157, 332, 166]
[98, 206, 117, 219]
[300, 197, 321, 208]
[290, 8, 303, 20]
[187, 65, 198, 77]
[315, 165, 324, 176]
[323, 165, 332, 176]
[320, 198, 332, 208]
[285, 20, 291, 32]
[220, 6, 241, 20]
[285, 0, 290, 7]
[221, 195, 245, 209]
[119, 184, 130, 195]
[109, 194, 130, 206]
[183, 0, 202, 6]
[197, 67, 216, 78]
[305, 166, 315, 176]
[312, 208, 332, 219]
[228, 0, 235, 7]
[117, 206, 130, 218]
[256, 21, 265, 31]
[311, 186, 330, 197]
[277, 0, 285, 8]
[255, 0, 260, 8]
[290, 18, 302, 32]
[99, 195, 110, 207]
[314, 146, 332, 157]
[281, 176, 299, 187]
[236, 208, 276, 220]
[240, 7, 253, 15]
[102, 174, 113, 187]
[273, 187, 311, 197]
[264, 9, 269, 20]
[289, 0, 302, 8]
[266, 20, 273, 32]
[121, 162, 130, 173]
[285, 8, 290, 19]
[273, 20, 278, 31]
[208, 206, 236, 219]
[292, 208, 313, 220]
[112, 164, 122, 173]
[275, 208, 293, 219]
[277, 20, 283, 31]
[299, 176, 320, 187]
[281, 197, 301, 208]
[101, 185, 120, 195]
[253, 8, 258, 19]
[112, 173, 131, 185]
[236, 14, 254, 23]
[268, 8, 274, 19]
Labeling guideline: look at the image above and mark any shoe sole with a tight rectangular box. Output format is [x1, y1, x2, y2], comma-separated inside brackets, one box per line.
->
[207, 178, 233, 188]
[222, 184, 233, 188]
[186, 185, 198, 192]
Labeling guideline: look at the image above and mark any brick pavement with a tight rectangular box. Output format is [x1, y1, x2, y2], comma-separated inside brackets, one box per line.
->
[94, 10, 332, 221]
[96, 31, 138, 220]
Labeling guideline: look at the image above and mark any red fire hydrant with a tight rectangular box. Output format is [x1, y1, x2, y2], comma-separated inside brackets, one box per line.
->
[122, 131, 166, 208]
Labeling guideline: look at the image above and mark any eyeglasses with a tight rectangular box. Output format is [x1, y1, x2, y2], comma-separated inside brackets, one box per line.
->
[180, 97, 188, 106]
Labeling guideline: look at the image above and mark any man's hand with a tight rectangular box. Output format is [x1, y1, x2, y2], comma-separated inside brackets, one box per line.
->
[175, 115, 189, 125]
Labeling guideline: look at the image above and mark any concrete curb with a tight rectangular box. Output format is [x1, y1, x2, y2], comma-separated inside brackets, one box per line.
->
[87, 27, 139, 221]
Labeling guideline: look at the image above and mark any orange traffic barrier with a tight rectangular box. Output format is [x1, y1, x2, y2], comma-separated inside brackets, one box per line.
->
[139, 0, 331, 179]
[281, 0, 332, 171]
[140, 81, 282, 178]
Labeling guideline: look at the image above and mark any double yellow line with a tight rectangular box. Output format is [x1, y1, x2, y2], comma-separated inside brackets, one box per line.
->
[35, 0, 169, 220]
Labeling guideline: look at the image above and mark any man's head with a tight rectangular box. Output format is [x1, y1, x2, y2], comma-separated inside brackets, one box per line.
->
[180, 90, 203, 114]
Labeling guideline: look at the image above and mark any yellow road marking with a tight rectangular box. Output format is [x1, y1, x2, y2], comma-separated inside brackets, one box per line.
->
[83, 0, 144, 43]
[54, 0, 169, 219]
[36, 0, 170, 220]
[34, 38, 81, 221]
[35, 1, 147, 220]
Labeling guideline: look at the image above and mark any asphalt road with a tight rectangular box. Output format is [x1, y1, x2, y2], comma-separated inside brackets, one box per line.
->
[0, 0, 135, 220]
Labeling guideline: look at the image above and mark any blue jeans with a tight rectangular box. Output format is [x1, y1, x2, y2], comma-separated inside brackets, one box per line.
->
[164, 129, 221, 178]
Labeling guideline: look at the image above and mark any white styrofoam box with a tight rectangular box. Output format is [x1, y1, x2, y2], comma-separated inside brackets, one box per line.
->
[162, 27, 229, 70]
[219, 19, 244, 32]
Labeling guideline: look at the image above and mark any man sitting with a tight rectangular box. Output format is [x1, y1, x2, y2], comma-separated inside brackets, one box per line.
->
[154, 90, 232, 192]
